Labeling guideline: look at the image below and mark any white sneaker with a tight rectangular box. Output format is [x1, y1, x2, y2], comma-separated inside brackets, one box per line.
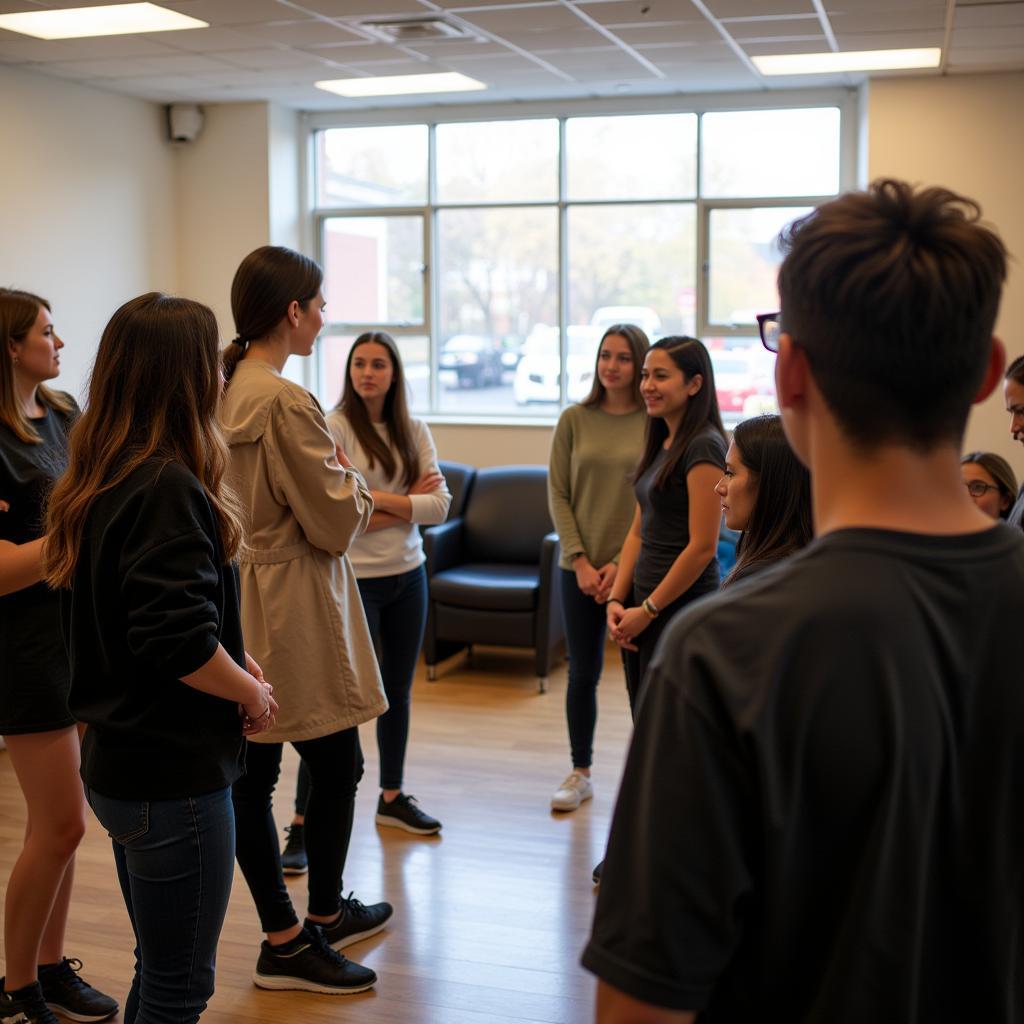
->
[551, 771, 593, 812]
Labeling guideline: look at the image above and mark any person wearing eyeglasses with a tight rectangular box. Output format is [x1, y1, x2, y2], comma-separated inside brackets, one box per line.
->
[1003, 355, 1024, 527]
[961, 451, 1018, 521]
[584, 180, 1024, 1023]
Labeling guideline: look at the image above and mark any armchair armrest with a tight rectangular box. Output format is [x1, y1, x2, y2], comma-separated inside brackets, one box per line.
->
[535, 531, 565, 678]
[423, 517, 464, 577]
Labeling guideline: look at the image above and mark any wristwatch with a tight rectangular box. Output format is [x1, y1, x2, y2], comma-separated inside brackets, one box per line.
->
[642, 597, 660, 619]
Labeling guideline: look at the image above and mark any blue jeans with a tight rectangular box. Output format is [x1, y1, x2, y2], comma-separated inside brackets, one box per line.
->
[295, 565, 428, 808]
[85, 786, 235, 1024]
[559, 568, 609, 769]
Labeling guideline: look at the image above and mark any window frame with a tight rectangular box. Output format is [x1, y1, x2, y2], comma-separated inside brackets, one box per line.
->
[303, 89, 859, 424]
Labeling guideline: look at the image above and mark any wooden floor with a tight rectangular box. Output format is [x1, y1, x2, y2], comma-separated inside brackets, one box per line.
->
[0, 647, 633, 1024]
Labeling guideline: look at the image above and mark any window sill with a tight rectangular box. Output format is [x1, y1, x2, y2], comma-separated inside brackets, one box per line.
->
[420, 414, 557, 429]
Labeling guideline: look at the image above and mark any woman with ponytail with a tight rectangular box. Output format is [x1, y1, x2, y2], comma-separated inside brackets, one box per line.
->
[221, 246, 391, 996]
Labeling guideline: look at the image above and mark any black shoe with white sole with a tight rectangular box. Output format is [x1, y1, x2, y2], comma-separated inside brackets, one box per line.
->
[375, 793, 442, 835]
[37, 959, 117, 1023]
[280, 824, 308, 876]
[253, 925, 376, 995]
[310, 893, 393, 951]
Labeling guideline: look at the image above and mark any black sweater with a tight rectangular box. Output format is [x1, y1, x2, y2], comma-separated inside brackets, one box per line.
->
[62, 460, 246, 799]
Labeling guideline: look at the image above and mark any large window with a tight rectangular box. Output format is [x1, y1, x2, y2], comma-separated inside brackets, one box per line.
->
[312, 103, 846, 423]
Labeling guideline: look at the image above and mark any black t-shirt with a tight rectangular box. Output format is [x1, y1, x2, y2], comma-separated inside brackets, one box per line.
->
[0, 395, 77, 600]
[584, 525, 1024, 1023]
[63, 460, 246, 800]
[633, 427, 727, 600]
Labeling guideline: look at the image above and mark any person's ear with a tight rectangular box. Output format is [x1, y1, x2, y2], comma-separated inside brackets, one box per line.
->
[687, 372, 703, 397]
[774, 333, 809, 410]
[287, 299, 301, 329]
[972, 336, 1006, 404]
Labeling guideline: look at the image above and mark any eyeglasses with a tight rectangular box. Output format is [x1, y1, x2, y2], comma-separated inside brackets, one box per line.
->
[965, 480, 1000, 497]
[757, 312, 781, 353]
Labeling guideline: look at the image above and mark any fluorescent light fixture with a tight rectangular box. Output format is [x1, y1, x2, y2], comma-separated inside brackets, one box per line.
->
[0, 3, 207, 40]
[316, 72, 486, 98]
[753, 48, 941, 76]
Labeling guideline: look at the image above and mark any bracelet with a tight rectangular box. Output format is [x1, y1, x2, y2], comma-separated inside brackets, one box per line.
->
[642, 597, 660, 619]
[606, 598, 624, 608]
[250, 704, 271, 722]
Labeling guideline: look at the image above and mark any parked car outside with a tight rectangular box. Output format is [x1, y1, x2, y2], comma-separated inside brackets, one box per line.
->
[710, 349, 760, 417]
[439, 334, 505, 389]
[513, 325, 601, 405]
[590, 305, 662, 341]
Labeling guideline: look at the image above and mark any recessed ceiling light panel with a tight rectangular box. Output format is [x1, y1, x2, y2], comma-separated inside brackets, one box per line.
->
[0, 3, 208, 40]
[753, 48, 942, 76]
[316, 72, 487, 98]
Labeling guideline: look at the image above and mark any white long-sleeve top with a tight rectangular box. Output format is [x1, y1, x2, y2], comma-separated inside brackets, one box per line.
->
[326, 410, 451, 579]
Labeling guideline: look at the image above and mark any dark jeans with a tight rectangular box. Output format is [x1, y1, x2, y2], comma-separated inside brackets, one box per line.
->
[622, 585, 716, 718]
[85, 786, 235, 1024]
[559, 568, 609, 769]
[295, 565, 428, 810]
[233, 728, 363, 933]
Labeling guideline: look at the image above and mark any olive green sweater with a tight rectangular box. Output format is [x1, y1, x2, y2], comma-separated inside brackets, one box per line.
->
[548, 403, 646, 572]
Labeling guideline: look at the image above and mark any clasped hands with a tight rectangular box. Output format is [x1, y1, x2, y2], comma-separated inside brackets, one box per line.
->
[240, 652, 279, 736]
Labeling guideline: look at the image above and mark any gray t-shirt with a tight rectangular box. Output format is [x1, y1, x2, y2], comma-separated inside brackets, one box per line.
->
[633, 427, 727, 601]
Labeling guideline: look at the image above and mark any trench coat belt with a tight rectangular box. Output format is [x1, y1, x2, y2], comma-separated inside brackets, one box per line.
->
[238, 540, 312, 565]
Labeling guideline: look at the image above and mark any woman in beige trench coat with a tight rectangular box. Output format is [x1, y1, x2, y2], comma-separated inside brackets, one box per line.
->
[221, 246, 391, 997]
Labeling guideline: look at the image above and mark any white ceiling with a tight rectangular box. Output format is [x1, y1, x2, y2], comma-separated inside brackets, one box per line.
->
[0, 0, 1022, 110]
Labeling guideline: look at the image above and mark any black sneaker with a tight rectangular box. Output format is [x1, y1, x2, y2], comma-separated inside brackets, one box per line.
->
[37, 960, 117, 1023]
[311, 893, 393, 951]
[592, 859, 604, 886]
[375, 793, 442, 835]
[280, 824, 308, 875]
[253, 925, 376, 995]
[1, 983, 60, 1024]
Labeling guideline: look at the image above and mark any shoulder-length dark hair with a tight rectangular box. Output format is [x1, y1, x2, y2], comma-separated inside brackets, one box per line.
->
[961, 450, 1018, 519]
[724, 414, 812, 586]
[223, 246, 323, 384]
[337, 331, 419, 488]
[634, 336, 725, 490]
[0, 288, 76, 444]
[45, 293, 245, 588]
[580, 324, 649, 409]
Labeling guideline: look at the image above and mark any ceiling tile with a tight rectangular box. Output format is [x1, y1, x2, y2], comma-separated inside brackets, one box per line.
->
[825, 9, 946, 32]
[741, 37, 831, 54]
[702, 0, 818, 17]
[236, 20, 365, 46]
[955, 2, 1024, 28]
[216, 46, 338, 69]
[300, 41, 409, 60]
[459, 5, 593, 34]
[637, 40, 734, 61]
[609, 22, 727, 44]
[832, 29, 945, 49]
[0, 34, 179, 61]
[571, 0, 699, 22]
[139, 27, 274, 51]
[952, 25, 1024, 47]
[294, 0, 430, 13]
[160, 0, 300, 25]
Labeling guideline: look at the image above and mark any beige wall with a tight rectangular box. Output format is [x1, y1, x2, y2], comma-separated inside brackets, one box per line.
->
[0, 64, 177, 402]
[173, 102, 271, 341]
[430, 422, 553, 468]
[866, 72, 1024, 476]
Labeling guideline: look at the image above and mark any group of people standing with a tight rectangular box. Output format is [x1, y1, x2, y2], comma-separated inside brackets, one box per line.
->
[0, 245, 451, 1024]
[2, 176, 1023, 1024]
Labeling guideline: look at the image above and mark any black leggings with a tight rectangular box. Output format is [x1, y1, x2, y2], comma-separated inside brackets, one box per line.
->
[232, 727, 363, 933]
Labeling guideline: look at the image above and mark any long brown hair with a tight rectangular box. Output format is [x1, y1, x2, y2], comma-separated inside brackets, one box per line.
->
[580, 324, 649, 410]
[724, 414, 812, 585]
[634, 336, 725, 490]
[337, 331, 419, 488]
[45, 293, 244, 588]
[223, 246, 323, 384]
[961, 450, 1019, 519]
[0, 288, 75, 444]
